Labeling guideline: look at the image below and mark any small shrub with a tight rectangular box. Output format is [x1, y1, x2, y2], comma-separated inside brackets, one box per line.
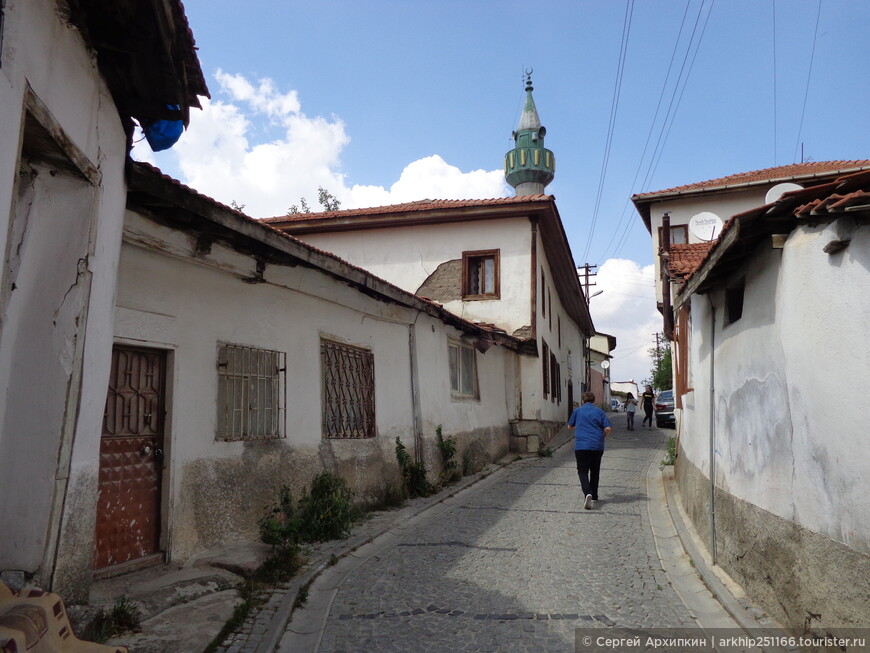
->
[88, 596, 140, 642]
[661, 435, 678, 468]
[395, 436, 433, 498]
[259, 473, 357, 551]
[435, 425, 460, 485]
[538, 444, 553, 458]
[252, 548, 303, 585]
[258, 484, 301, 553]
[297, 473, 356, 542]
[294, 578, 313, 609]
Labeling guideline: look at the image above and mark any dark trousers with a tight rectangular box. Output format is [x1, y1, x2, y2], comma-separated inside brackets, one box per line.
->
[642, 404, 653, 426]
[574, 449, 604, 500]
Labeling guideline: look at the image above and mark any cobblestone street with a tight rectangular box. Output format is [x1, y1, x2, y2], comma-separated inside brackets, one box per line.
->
[280, 421, 708, 652]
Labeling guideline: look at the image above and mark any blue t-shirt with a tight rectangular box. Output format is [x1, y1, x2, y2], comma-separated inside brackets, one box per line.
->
[568, 403, 611, 451]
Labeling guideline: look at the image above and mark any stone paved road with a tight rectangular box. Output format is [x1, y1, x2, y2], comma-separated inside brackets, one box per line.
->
[283, 422, 698, 652]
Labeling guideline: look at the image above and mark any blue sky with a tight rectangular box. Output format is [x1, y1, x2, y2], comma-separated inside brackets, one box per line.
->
[140, 0, 870, 384]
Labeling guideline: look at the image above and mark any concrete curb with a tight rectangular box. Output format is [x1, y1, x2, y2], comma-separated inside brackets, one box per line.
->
[657, 462, 796, 652]
[254, 446, 559, 653]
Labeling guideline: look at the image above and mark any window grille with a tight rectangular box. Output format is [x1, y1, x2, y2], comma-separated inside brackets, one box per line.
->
[216, 344, 285, 441]
[448, 339, 478, 398]
[321, 339, 376, 439]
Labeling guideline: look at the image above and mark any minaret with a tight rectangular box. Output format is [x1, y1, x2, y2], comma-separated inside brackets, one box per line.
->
[505, 71, 555, 196]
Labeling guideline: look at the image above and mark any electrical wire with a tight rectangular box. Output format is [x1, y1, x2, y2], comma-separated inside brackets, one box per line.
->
[772, 0, 778, 165]
[793, 0, 822, 163]
[581, 0, 635, 264]
[595, 0, 694, 265]
[643, 0, 715, 198]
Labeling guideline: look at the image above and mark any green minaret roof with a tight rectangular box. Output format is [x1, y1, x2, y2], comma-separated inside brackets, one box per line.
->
[505, 72, 555, 195]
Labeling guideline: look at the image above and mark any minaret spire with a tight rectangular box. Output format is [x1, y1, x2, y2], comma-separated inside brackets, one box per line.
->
[505, 70, 555, 196]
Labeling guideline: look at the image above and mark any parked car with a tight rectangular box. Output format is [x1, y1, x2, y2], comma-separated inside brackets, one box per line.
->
[655, 390, 675, 428]
[610, 399, 620, 412]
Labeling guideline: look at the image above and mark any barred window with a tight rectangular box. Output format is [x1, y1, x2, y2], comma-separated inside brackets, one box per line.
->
[448, 339, 478, 399]
[321, 339, 376, 439]
[217, 344, 286, 441]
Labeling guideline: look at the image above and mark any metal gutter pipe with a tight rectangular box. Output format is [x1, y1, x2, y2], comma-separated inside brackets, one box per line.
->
[707, 296, 717, 565]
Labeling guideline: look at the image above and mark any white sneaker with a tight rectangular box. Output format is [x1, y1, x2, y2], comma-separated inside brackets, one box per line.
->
[584, 494, 593, 510]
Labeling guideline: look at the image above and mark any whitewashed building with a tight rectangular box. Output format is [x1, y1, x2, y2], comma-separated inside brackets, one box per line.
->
[0, 7, 594, 602]
[633, 162, 870, 633]
[588, 333, 616, 410]
[0, 0, 207, 598]
[266, 75, 595, 451]
[106, 161, 525, 573]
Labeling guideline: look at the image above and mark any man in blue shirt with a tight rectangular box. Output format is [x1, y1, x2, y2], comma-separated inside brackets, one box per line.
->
[568, 391, 612, 510]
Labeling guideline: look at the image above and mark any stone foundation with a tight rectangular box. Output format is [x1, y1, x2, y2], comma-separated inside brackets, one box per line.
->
[675, 449, 870, 632]
[509, 419, 564, 453]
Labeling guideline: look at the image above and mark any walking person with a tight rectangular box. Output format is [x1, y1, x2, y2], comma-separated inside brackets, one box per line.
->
[624, 393, 637, 431]
[567, 391, 612, 510]
[640, 385, 655, 429]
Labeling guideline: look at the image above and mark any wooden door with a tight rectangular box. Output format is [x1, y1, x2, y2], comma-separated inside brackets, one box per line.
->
[94, 346, 166, 570]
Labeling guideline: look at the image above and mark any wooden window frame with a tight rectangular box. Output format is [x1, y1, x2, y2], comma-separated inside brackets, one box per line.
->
[550, 352, 559, 403]
[658, 224, 688, 246]
[541, 269, 546, 317]
[548, 288, 553, 330]
[321, 339, 376, 439]
[542, 339, 550, 399]
[448, 338, 479, 400]
[462, 249, 500, 299]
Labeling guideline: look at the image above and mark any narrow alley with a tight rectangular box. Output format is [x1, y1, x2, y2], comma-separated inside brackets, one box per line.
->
[279, 419, 737, 652]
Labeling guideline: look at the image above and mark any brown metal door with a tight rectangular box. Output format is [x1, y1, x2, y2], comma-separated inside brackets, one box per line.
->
[94, 346, 166, 569]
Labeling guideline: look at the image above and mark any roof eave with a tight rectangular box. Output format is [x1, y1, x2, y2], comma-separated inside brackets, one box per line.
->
[125, 162, 524, 350]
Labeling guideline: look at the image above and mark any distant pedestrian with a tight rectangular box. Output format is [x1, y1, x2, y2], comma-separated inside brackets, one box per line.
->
[567, 391, 612, 510]
[640, 385, 655, 429]
[624, 393, 637, 430]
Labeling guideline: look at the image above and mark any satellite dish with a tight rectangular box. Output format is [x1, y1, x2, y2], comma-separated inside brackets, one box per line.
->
[765, 182, 803, 204]
[689, 212, 723, 242]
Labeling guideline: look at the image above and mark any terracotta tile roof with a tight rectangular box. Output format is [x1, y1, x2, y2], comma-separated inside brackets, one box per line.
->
[126, 162, 525, 347]
[667, 243, 714, 279]
[633, 160, 870, 200]
[677, 168, 870, 297]
[795, 187, 870, 217]
[261, 195, 552, 224]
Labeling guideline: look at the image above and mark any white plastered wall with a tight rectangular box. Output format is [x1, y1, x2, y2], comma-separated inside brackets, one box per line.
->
[531, 228, 585, 425]
[0, 0, 127, 590]
[115, 210, 517, 560]
[295, 218, 533, 334]
[680, 222, 870, 552]
[649, 191, 768, 302]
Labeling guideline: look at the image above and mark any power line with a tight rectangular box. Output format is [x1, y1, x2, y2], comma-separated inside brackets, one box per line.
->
[793, 0, 822, 163]
[595, 0, 694, 264]
[644, 0, 715, 192]
[772, 0, 778, 166]
[582, 0, 635, 263]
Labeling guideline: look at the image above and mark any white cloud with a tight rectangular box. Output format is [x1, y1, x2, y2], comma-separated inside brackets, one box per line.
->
[588, 258, 661, 386]
[132, 72, 508, 217]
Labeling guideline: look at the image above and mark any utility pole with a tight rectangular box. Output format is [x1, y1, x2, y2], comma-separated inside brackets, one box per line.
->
[579, 263, 598, 302]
